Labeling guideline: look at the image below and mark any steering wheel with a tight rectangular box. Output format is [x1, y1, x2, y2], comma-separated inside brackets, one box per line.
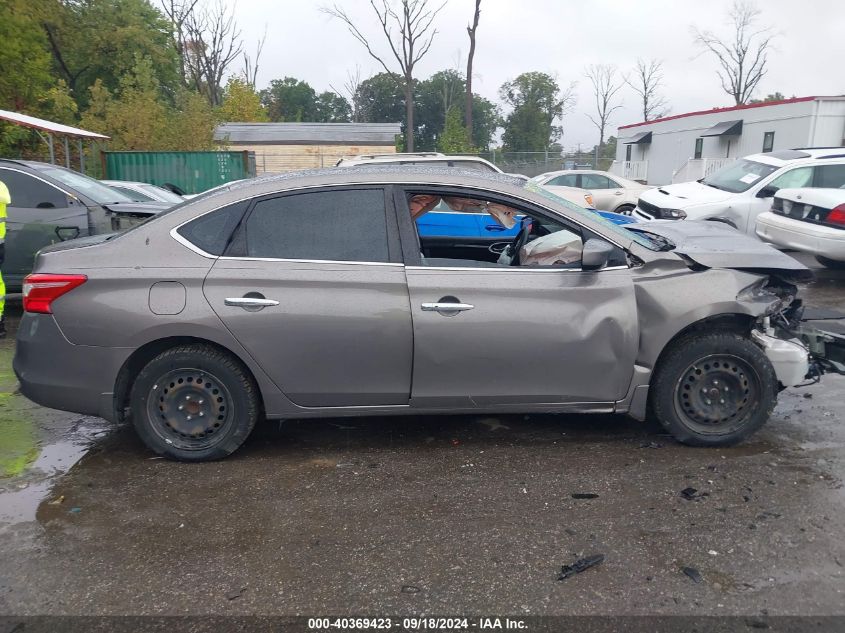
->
[504, 219, 532, 266]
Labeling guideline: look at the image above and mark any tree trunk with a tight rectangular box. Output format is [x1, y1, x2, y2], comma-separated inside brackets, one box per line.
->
[404, 77, 414, 152]
[465, 0, 481, 139]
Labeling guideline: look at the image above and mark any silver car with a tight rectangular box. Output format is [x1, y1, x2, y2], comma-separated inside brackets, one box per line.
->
[13, 168, 842, 461]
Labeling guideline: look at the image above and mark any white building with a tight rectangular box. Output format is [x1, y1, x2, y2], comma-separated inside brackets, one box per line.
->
[611, 96, 845, 185]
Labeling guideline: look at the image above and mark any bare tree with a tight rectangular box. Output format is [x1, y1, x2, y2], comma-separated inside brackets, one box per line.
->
[242, 26, 267, 89]
[184, 0, 244, 106]
[692, 0, 774, 105]
[464, 0, 481, 134]
[584, 64, 624, 149]
[322, 0, 446, 151]
[330, 66, 365, 122]
[158, 0, 202, 85]
[624, 58, 668, 122]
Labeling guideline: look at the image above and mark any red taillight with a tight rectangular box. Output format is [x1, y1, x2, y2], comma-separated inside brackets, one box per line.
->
[22, 274, 87, 314]
[826, 204, 845, 225]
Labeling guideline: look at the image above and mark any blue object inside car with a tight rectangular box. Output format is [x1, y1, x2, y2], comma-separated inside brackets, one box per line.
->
[417, 209, 635, 238]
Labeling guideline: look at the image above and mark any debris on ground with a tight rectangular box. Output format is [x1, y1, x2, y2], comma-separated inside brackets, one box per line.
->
[571, 493, 599, 499]
[451, 439, 460, 446]
[401, 585, 421, 594]
[69, 507, 81, 513]
[682, 566, 703, 583]
[639, 441, 662, 449]
[47, 495, 65, 505]
[557, 554, 605, 580]
[680, 487, 709, 501]
[803, 393, 813, 399]
[226, 588, 245, 600]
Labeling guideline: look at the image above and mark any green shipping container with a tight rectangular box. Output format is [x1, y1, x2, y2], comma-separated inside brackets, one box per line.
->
[102, 151, 256, 195]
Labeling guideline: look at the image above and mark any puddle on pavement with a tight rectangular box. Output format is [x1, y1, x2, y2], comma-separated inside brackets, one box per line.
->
[0, 330, 115, 528]
[0, 415, 113, 526]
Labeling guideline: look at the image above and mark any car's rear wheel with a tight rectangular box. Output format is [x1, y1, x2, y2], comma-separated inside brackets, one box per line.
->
[649, 332, 777, 446]
[615, 204, 635, 216]
[815, 255, 845, 270]
[130, 344, 260, 461]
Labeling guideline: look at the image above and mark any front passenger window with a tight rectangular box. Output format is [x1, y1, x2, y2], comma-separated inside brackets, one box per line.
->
[0, 169, 67, 209]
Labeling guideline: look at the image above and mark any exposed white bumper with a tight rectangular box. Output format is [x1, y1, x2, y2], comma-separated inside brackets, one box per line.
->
[751, 330, 809, 388]
[756, 211, 845, 261]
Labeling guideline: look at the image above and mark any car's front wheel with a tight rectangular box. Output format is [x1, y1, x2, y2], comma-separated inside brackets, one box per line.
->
[130, 344, 260, 461]
[649, 332, 777, 446]
[816, 255, 845, 270]
[615, 204, 635, 216]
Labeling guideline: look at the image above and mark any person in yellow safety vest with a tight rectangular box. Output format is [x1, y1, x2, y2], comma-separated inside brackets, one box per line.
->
[0, 178, 7, 338]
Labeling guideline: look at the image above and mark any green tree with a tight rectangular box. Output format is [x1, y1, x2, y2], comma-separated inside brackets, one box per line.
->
[438, 108, 475, 154]
[0, 0, 54, 112]
[80, 57, 214, 151]
[260, 77, 318, 122]
[500, 72, 573, 153]
[44, 0, 179, 109]
[414, 70, 499, 151]
[749, 92, 790, 104]
[315, 92, 352, 123]
[356, 72, 405, 124]
[219, 77, 269, 122]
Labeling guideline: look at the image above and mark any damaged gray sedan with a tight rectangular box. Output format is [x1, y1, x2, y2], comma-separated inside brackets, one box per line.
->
[13, 168, 842, 461]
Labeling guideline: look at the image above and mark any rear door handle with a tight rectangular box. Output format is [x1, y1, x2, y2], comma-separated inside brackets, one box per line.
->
[225, 297, 279, 307]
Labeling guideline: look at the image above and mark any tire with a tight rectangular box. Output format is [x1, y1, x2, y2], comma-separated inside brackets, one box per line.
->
[815, 255, 845, 270]
[130, 344, 260, 461]
[649, 332, 777, 447]
[615, 204, 635, 216]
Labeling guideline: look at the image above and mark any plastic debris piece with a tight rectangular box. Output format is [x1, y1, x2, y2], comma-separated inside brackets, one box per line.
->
[451, 439, 460, 446]
[69, 507, 82, 513]
[401, 585, 421, 594]
[639, 441, 662, 449]
[571, 493, 599, 499]
[682, 567, 703, 583]
[557, 554, 605, 580]
[48, 495, 65, 505]
[680, 487, 709, 501]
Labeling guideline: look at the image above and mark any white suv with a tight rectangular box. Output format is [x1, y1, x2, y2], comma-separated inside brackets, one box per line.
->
[336, 152, 501, 172]
[633, 148, 845, 237]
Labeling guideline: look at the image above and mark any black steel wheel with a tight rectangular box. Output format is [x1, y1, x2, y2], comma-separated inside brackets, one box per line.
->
[650, 332, 777, 446]
[674, 354, 759, 435]
[131, 344, 260, 461]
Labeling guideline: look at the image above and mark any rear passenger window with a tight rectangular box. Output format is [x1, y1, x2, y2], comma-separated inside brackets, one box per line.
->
[244, 189, 388, 262]
[547, 174, 578, 187]
[177, 200, 249, 255]
[814, 164, 845, 189]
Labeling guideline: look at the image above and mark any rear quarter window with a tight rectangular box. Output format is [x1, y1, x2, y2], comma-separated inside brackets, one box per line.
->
[176, 200, 249, 255]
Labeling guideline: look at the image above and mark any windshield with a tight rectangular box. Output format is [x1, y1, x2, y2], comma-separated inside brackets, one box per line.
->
[701, 158, 779, 193]
[142, 184, 184, 204]
[110, 185, 155, 202]
[38, 166, 136, 204]
[523, 180, 660, 250]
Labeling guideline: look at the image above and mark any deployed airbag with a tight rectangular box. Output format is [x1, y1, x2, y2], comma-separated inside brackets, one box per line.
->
[520, 230, 582, 266]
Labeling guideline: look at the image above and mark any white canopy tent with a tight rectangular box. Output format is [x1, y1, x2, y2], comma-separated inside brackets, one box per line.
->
[0, 109, 109, 171]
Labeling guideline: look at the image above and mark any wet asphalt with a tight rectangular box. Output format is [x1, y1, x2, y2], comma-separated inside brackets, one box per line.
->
[0, 251, 843, 618]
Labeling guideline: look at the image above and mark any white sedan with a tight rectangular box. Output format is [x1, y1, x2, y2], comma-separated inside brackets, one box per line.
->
[533, 170, 650, 215]
[756, 187, 845, 269]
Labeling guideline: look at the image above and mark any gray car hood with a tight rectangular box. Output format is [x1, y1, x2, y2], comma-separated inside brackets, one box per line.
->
[631, 220, 812, 281]
[103, 201, 171, 215]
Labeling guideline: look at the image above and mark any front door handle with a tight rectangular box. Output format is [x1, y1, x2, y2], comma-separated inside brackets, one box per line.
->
[225, 297, 279, 307]
[421, 302, 474, 312]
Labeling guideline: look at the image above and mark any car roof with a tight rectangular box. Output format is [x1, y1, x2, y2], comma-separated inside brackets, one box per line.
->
[743, 148, 845, 167]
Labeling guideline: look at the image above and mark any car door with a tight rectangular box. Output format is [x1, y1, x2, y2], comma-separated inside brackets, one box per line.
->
[0, 167, 88, 289]
[580, 174, 617, 211]
[396, 187, 639, 408]
[202, 186, 414, 408]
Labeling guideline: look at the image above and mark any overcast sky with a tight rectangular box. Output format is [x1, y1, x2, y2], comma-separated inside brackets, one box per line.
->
[229, 0, 845, 149]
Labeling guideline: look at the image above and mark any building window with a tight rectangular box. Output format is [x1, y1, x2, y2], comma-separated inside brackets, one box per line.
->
[694, 138, 703, 159]
[625, 144, 632, 162]
[763, 131, 775, 153]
